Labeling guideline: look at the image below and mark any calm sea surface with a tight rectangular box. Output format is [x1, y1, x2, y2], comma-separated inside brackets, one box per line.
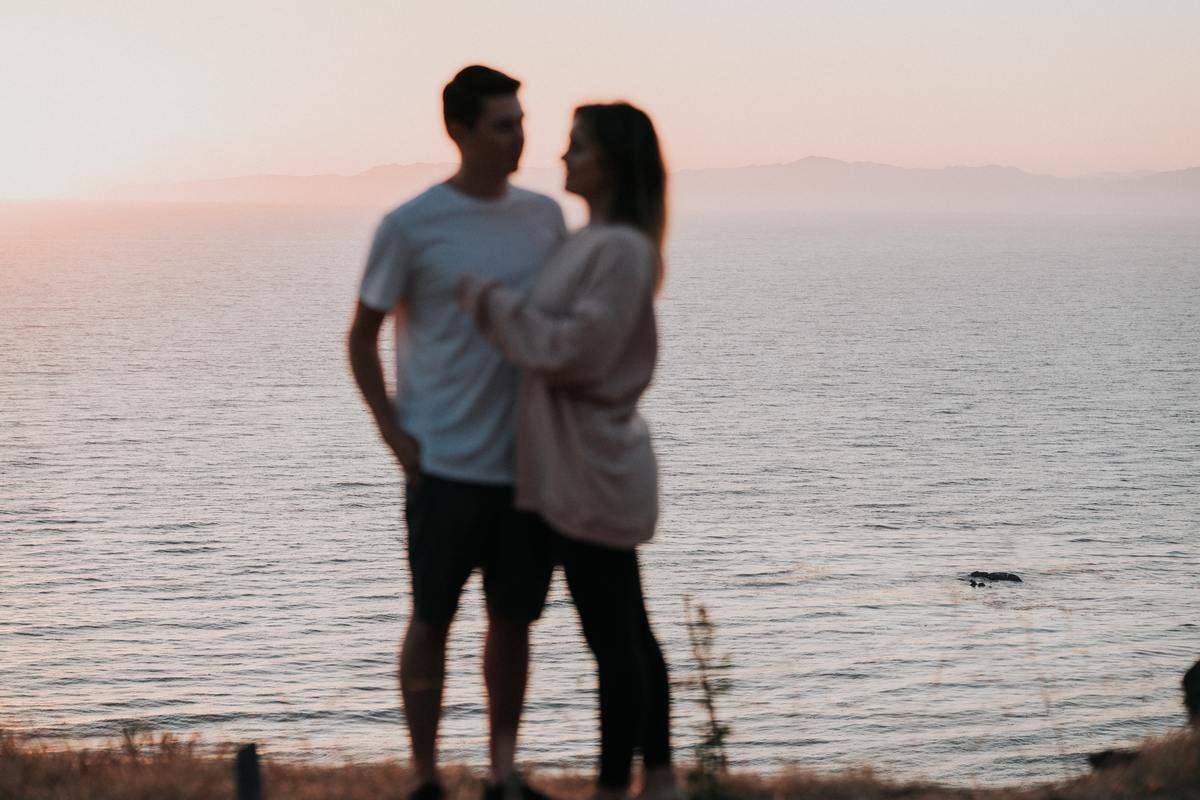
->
[2, 204, 1198, 787]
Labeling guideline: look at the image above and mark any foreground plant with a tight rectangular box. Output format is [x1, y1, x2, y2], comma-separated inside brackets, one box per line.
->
[682, 597, 734, 798]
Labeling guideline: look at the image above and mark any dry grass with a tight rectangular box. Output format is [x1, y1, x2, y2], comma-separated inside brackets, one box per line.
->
[720, 728, 1200, 798]
[2, 728, 1198, 800]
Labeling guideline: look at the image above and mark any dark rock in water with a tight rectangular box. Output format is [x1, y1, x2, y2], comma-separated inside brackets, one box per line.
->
[1088, 747, 1138, 770]
[1184, 659, 1200, 723]
[969, 570, 1022, 583]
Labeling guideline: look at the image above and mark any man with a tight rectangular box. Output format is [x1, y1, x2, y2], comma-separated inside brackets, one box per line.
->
[348, 65, 566, 800]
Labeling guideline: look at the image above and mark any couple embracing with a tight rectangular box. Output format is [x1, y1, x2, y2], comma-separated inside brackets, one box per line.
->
[348, 65, 676, 800]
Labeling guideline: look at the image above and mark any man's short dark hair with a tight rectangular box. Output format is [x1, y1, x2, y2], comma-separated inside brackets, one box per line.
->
[443, 65, 520, 129]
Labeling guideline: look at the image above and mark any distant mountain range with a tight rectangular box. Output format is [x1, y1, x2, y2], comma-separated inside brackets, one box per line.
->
[113, 157, 1200, 216]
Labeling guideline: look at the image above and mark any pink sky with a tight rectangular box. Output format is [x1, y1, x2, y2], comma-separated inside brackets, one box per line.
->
[3, 0, 1198, 199]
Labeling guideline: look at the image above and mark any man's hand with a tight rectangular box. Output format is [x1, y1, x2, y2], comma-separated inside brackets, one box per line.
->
[348, 301, 421, 482]
[380, 423, 421, 482]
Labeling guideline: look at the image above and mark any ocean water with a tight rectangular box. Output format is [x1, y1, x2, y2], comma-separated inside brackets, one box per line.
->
[2, 204, 1198, 788]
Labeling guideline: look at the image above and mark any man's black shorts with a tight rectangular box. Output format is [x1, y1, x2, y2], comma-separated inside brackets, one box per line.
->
[403, 473, 554, 625]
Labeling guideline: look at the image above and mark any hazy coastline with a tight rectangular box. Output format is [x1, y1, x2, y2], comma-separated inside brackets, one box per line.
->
[96, 157, 1200, 217]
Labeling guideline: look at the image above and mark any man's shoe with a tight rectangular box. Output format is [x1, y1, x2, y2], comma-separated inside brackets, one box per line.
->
[410, 781, 447, 800]
[482, 775, 554, 800]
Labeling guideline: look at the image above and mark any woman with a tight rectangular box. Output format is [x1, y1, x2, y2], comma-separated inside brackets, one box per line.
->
[457, 102, 676, 800]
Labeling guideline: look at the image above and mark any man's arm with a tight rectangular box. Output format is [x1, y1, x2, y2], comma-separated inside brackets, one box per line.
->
[347, 301, 420, 480]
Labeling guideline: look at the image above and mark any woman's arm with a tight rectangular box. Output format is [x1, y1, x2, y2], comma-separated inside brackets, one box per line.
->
[459, 232, 654, 386]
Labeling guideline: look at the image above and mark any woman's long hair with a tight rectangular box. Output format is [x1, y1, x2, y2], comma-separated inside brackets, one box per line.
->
[574, 102, 667, 292]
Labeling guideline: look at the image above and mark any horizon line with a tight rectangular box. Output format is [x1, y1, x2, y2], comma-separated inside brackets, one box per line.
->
[152, 156, 1200, 185]
[5, 156, 1198, 204]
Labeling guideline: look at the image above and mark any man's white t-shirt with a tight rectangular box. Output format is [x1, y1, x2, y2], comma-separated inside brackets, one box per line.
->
[359, 182, 567, 485]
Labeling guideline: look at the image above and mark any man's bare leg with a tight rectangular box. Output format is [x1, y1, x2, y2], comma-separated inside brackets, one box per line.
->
[400, 617, 452, 786]
[484, 612, 531, 785]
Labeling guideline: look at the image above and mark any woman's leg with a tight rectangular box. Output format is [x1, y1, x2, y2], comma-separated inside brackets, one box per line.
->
[560, 536, 640, 790]
[628, 572, 672, 778]
[559, 535, 672, 792]
[624, 560, 677, 800]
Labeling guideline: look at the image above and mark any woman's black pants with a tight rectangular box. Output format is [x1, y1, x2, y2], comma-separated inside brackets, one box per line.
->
[554, 529, 672, 789]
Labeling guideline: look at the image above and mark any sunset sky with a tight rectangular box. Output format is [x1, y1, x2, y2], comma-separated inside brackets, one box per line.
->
[3, 0, 1198, 199]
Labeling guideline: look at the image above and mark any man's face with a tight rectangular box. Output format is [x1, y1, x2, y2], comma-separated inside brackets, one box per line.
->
[452, 94, 525, 175]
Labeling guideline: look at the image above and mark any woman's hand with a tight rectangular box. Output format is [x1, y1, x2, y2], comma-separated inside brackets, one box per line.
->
[456, 274, 492, 327]
[455, 275, 475, 308]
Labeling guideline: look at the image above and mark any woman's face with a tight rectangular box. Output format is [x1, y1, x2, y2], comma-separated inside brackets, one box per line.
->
[562, 117, 607, 202]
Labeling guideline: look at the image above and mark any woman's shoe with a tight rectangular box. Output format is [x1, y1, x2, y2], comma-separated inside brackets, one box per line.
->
[409, 782, 446, 800]
[482, 774, 555, 800]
